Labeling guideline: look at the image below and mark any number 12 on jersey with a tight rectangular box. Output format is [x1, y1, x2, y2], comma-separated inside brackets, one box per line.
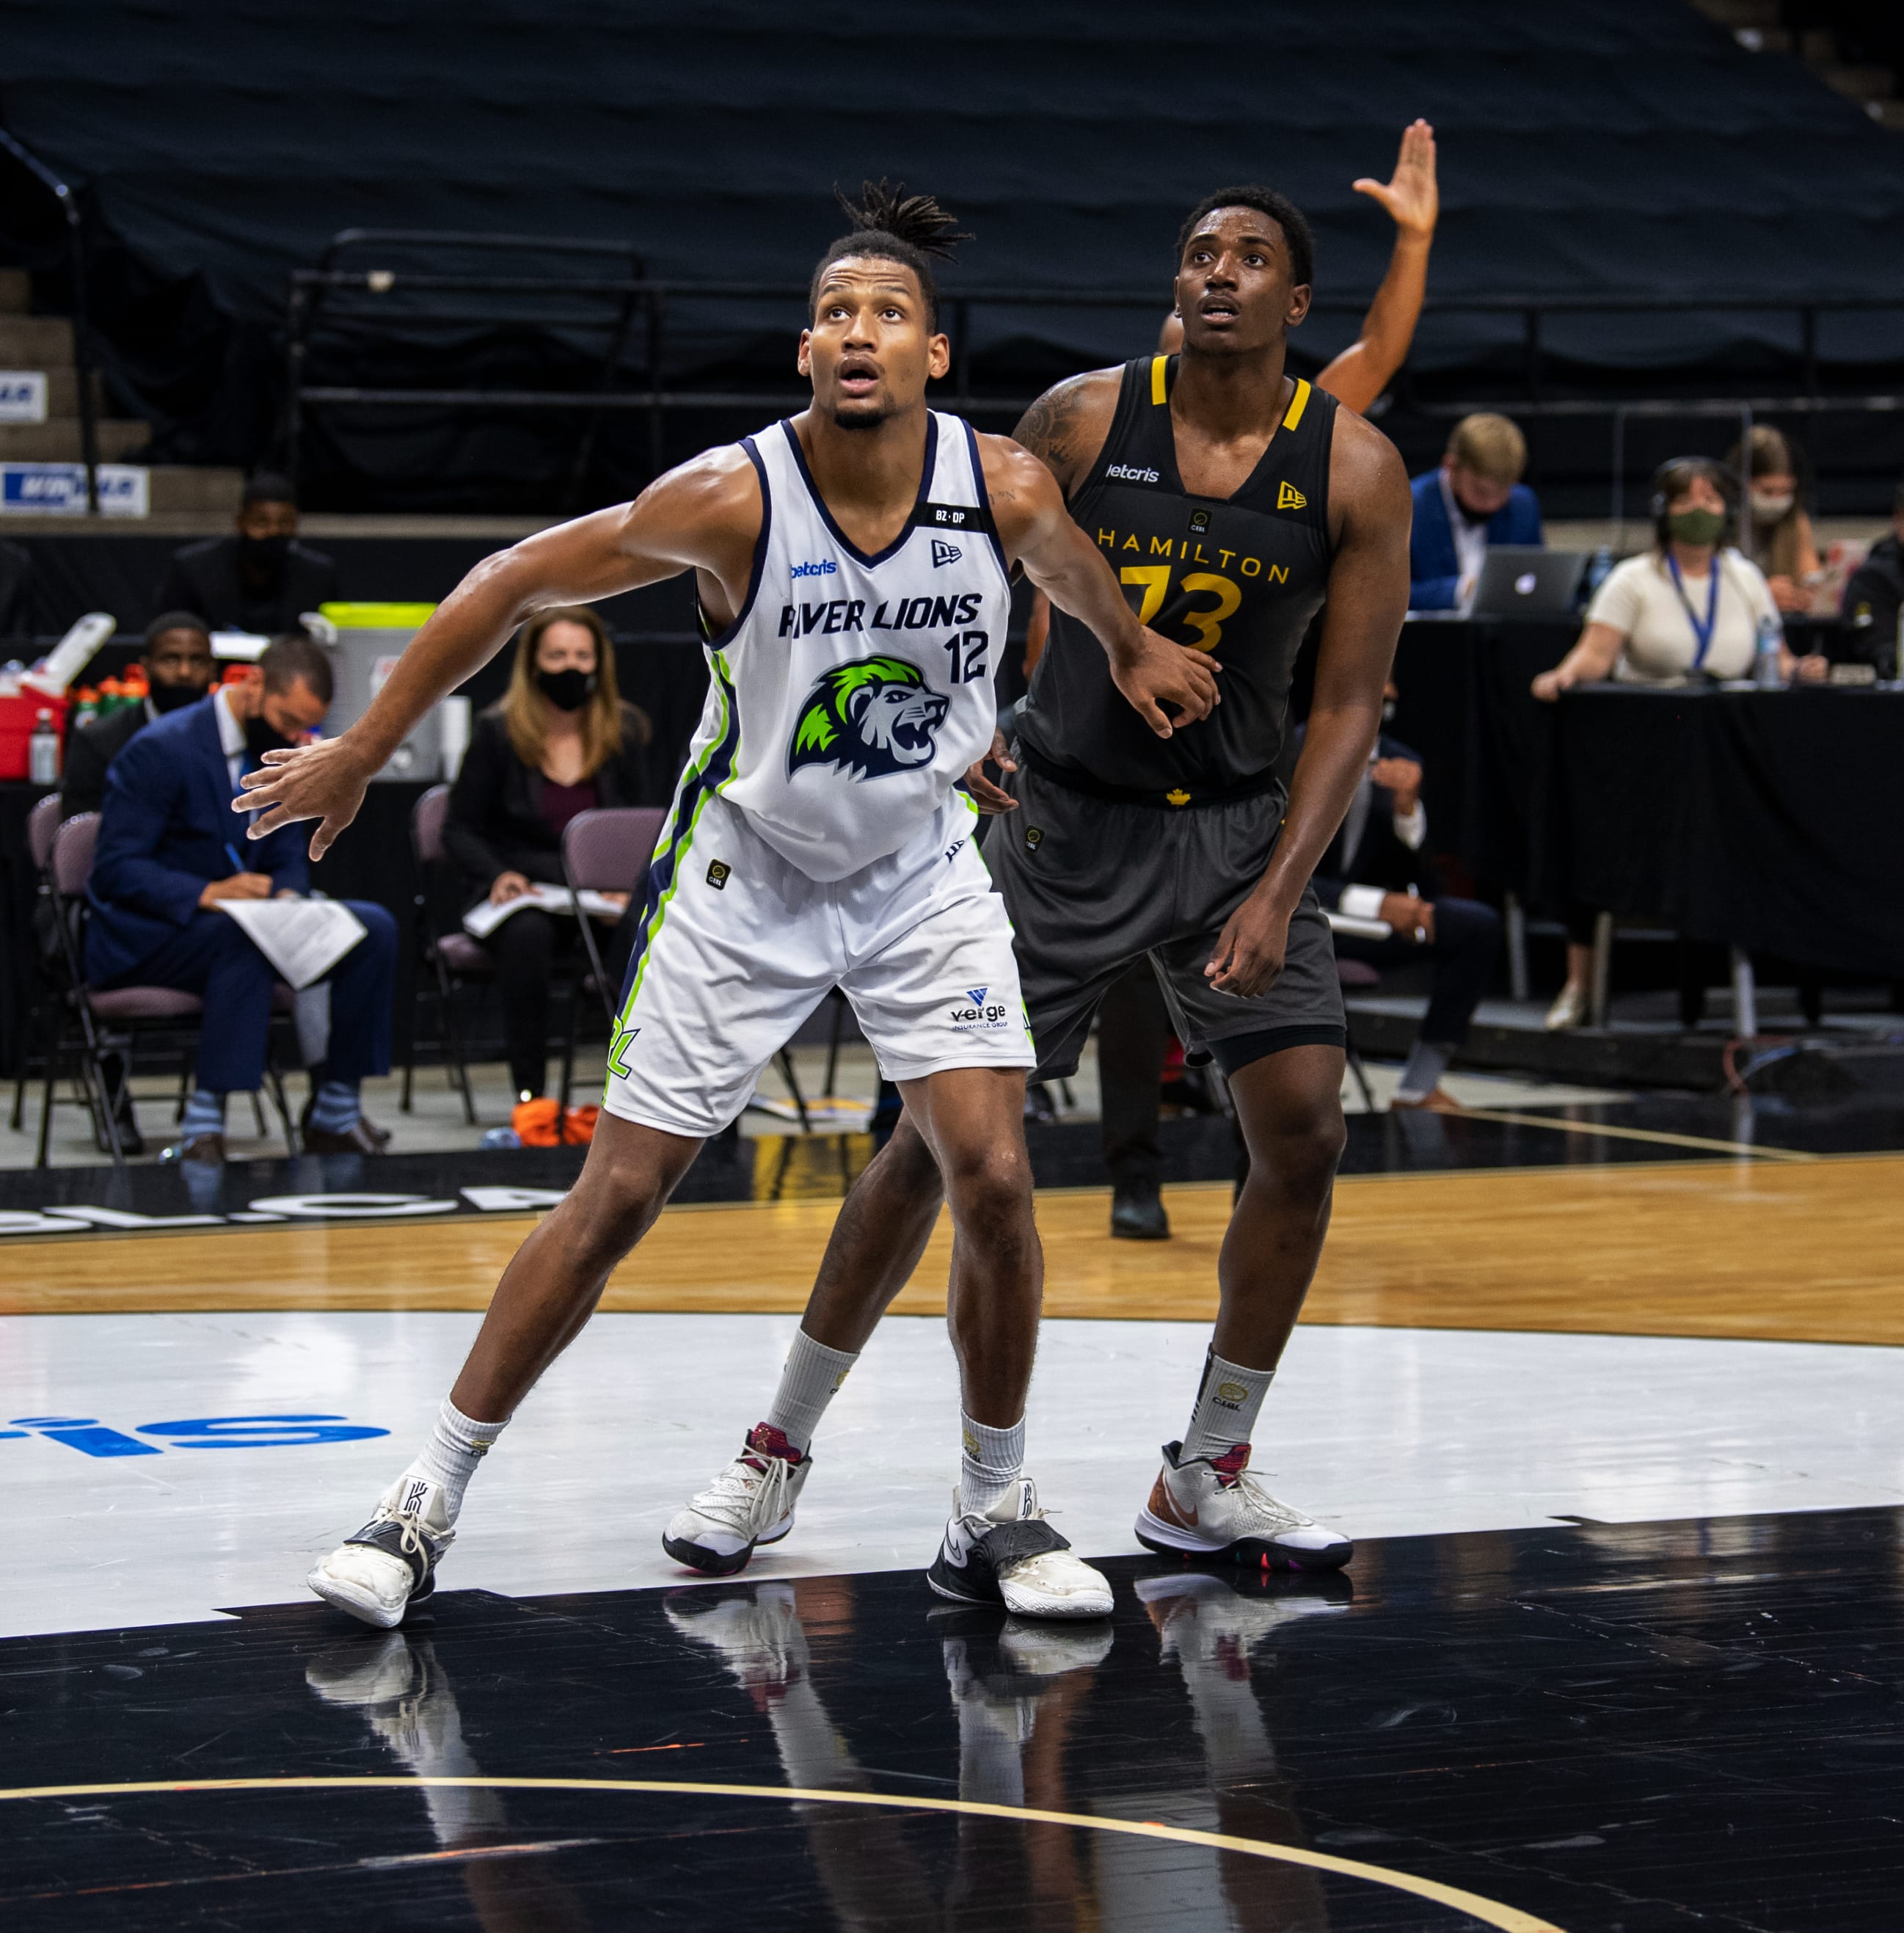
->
[942, 629, 989, 684]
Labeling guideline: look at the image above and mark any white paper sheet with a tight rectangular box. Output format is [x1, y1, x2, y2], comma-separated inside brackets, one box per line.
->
[215, 897, 368, 989]
[1325, 910, 1395, 941]
[461, 883, 627, 939]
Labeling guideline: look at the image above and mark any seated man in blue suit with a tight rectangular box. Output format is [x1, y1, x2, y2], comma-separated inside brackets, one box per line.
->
[1409, 412, 1542, 611]
[1307, 690, 1500, 1111]
[85, 633, 398, 1163]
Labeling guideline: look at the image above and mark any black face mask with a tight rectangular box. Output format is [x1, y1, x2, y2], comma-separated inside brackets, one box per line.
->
[244, 712, 296, 760]
[148, 678, 206, 715]
[236, 532, 291, 578]
[536, 666, 596, 713]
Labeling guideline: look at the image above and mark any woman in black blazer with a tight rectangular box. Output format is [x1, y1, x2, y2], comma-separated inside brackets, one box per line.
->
[445, 605, 654, 1103]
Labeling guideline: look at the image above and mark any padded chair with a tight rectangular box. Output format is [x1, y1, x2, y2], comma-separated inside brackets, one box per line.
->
[400, 782, 493, 1123]
[9, 793, 69, 1134]
[40, 814, 296, 1168]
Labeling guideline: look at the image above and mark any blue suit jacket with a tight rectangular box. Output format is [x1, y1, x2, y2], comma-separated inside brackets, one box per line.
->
[84, 695, 309, 984]
[1408, 470, 1544, 611]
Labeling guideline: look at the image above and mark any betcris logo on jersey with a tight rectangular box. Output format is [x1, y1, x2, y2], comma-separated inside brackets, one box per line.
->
[787, 656, 950, 781]
[789, 558, 837, 579]
[1106, 462, 1160, 483]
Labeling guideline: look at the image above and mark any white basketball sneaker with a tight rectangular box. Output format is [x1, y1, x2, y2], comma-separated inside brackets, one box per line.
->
[307, 1476, 454, 1629]
[927, 1477, 1114, 1619]
[664, 1423, 814, 1577]
[1134, 1441, 1352, 1571]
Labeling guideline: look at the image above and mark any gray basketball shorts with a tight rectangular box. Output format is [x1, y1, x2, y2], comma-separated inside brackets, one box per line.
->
[982, 760, 1346, 1083]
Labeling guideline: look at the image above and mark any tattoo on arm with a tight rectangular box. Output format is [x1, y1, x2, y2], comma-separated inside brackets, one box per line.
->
[1012, 375, 1095, 488]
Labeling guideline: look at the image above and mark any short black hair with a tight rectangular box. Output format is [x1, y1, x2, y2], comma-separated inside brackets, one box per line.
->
[259, 630, 332, 705]
[143, 609, 211, 649]
[241, 470, 298, 510]
[809, 179, 971, 334]
[1175, 186, 1314, 290]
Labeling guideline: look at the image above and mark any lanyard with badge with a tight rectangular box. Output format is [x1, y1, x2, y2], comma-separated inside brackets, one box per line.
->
[1665, 553, 1721, 668]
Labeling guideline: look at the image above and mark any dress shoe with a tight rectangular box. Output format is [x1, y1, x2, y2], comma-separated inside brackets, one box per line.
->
[301, 1098, 390, 1148]
[1544, 983, 1589, 1032]
[1389, 1086, 1463, 1113]
[302, 1120, 386, 1155]
[93, 1098, 146, 1158]
[1110, 1180, 1171, 1241]
[160, 1132, 225, 1165]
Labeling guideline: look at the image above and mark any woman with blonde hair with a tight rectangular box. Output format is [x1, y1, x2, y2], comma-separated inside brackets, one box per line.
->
[445, 605, 655, 1105]
[1727, 425, 1820, 614]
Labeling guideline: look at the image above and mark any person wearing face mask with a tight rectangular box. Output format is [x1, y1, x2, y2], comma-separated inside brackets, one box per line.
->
[1727, 426, 1820, 616]
[1408, 412, 1543, 612]
[1530, 456, 1826, 1030]
[84, 633, 398, 1160]
[444, 605, 655, 1108]
[153, 473, 339, 636]
[60, 611, 219, 820]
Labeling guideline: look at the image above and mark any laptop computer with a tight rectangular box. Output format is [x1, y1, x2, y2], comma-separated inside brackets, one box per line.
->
[1471, 545, 1588, 618]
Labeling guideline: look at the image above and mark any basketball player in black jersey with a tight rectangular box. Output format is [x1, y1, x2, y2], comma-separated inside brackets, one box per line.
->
[676, 184, 1411, 1578]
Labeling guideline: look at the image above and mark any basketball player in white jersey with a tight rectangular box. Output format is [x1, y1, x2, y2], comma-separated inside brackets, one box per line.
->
[239, 184, 1219, 1626]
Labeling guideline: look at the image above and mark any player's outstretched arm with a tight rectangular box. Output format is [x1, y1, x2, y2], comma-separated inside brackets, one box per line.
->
[233, 450, 762, 857]
[981, 434, 1219, 740]
[1205, 411, 1410, 994]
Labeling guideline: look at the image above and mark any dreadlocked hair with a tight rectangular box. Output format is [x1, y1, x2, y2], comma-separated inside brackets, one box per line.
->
[809, 178, 972, 332]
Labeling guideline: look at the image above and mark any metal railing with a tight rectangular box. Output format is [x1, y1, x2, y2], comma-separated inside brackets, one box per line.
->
[283, 231, 1904, 497]
[0, 126, 100, 513]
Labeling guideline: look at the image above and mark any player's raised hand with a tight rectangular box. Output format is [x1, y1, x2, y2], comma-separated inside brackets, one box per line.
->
[963, 727, 1018, 814]
[1352, 119, 1438, 240]
[232, 736, 376, 860]
[1109, 628, 1222, 739]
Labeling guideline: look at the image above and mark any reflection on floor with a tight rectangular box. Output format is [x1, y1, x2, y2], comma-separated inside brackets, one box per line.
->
[9, 1310, 1903, 1639]
[6, 1507, 1901, 1931]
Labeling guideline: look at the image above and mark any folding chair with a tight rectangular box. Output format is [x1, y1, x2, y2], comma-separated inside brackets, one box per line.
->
[400, 782, 490, 1124]
[561, 805, 811, 1129]
[10, 793, 67, 1134]
[1335, 956, 1381, 1114]
[41, 814, 297, 1168]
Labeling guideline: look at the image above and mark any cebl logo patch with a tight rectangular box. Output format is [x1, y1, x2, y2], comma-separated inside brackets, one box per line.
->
[931, 539, 962, 568]
[706, 859, 731, 889]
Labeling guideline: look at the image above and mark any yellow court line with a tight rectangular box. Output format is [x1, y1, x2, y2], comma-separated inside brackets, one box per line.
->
[1451, 1107, 1818, 1162]
[0, 1775, 1564, 1932]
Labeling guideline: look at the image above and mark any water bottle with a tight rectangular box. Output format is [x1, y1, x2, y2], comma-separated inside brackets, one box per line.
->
[28, 708, 60, 785]
[1754, 612, 1784, 691]
[1583, 544, 1613, 600]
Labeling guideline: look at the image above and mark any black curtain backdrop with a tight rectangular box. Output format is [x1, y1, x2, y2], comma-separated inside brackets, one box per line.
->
[6, 1, 1904, 508]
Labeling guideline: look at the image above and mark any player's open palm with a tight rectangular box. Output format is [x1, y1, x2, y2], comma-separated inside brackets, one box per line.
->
[1112, 628, 1221, 739]
[1353, 118, 1437, 239]
[233, 736, 375, 860]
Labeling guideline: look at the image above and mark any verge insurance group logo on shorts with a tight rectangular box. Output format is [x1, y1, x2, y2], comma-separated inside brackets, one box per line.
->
[948, 984, 1011, 1033]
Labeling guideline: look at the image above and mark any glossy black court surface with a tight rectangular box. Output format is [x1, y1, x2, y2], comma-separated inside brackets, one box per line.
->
[5, 1507, 1900, 1930]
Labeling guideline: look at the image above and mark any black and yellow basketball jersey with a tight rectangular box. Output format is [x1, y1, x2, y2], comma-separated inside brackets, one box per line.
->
[1018, 352, 1336, 801]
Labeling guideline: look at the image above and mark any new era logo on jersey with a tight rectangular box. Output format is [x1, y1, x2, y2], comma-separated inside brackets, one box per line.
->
[931, 539, 962, 568]
[1277, 481, 1307, 510]
[789, 558, 838, 578]
[1106, 462, 1161, 483]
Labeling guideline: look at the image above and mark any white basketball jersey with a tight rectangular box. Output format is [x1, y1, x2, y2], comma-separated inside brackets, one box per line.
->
[679, 411, 1010, 883]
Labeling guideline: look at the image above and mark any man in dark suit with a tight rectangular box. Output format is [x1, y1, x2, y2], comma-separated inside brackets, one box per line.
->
[60, 611, 219, 820]
[84, 633, 398, 1162]
[153, 472, 339, 635]
[1408, 413, 1542, 611]
[1309, 701, 1500, 1110]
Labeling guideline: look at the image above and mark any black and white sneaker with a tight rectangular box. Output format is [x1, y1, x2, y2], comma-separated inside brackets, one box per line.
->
[927, 1478, 1113, 1620]
[307, 1477, 453, 1629]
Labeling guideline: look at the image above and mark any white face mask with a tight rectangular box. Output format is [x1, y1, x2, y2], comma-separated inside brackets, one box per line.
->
[1750, 489, 1795, 523]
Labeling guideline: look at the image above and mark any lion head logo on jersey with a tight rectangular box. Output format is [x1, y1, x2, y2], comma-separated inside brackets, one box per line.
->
[786, 655, 951, 781]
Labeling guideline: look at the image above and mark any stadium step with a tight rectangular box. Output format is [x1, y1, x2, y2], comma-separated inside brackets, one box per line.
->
[147, 467, 245, 514]
[0, 269, 29, 315]
[0, 417, 150, 463]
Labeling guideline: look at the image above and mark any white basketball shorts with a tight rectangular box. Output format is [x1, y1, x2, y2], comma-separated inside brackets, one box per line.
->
[602, 790, 1033, 1139]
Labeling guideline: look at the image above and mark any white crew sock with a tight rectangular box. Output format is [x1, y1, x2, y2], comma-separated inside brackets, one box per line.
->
[395, 1396, 510, 1525]
[1181, 1350, 1276, 1463]
[1395, 1040, 1451, 1102]
[762, 1328, 859, 1455]
[958, 1413, 1025, 1516]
